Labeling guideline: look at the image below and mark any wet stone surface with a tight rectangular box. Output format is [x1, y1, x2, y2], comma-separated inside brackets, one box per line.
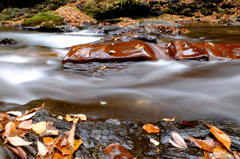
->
[3, 110, 240, 159]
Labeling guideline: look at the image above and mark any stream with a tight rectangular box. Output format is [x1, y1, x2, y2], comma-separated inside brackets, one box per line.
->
[0, 24, 240, 122]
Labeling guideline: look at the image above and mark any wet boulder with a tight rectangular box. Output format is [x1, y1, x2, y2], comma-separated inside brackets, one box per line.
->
[0, 38, 17, 45]
[62, 40, 157, 65]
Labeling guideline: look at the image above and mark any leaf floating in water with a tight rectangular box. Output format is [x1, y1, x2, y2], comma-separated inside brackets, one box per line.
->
[169, 132, 187, 149]
[162, 117, 175, 122]
[205, 124, 231, 151]
[143, 124, 160, 133]
[104, 143, 134, 159]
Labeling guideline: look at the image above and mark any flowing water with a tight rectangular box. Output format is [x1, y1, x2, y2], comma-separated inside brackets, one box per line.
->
[1, 24, 240, 122]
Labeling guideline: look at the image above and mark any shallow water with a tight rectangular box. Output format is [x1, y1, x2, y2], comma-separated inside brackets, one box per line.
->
[0, 25, 240, 122]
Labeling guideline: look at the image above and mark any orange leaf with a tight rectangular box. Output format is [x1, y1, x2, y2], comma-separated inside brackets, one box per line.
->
[206, 124, 231, 151]
[32, 121, 47, 135]
[187, 137, 221, 152]
[104, 143, 134, 159]
[43, 137, 59, 146]
[233, 151, 240, 159]
[143, 124, 160, 133]
[66, 115, 73, 122]
[213, 147, 234, 158]
[53, 151, 69, 159]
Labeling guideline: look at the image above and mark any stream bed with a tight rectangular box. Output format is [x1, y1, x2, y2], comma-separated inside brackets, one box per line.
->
[0, 24, 240, 122]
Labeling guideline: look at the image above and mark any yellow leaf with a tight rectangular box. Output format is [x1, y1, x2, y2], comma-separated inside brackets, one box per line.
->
[32, 122, 47, 135]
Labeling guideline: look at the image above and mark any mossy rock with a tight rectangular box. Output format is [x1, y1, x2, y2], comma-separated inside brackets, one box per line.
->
[0, 8, 29, 20]
[84, 0, 151, 20]
[200, 7, 213, 16]
[21, 11, 65, 26]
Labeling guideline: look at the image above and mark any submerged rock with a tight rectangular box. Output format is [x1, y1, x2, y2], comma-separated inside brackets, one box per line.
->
[0, 38, 17, 45]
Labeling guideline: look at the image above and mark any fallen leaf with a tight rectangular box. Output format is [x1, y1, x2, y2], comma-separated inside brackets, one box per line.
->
[135, 44, 144, 49]
[3, 121, 16, 139]
[162, 117, 175, 122]
[66, 114, 73, 122]
[7, 111, 22, 117]
[213, 147, 234, 158]
[100, 65, 107, 70]
[18, 120, 33, 129]
[74, 114, 87, 121]
[32, 121, 47, 135]
[143, 124, 160, 133]
[43, 137, 59, 146]
[57, 116, 63, 120]
[85, 50, 90, 58]
[104, 143, 134, 159]
[53, 151, 69, 159]
[206, 124, 231, 151]
[68, 123, 76, 148]
[37, 141, 49, 156]
[16, 112, 36, 121]
[169, 132, 188, 149]
[233, 151, 240, 159]
[150, 138, 160, 146]
[7, 145, 27, 159]
[0, 113, 10, 122]
[73, 139, 83, 152]
[187, 137, 222, 152]
[45, 130, 59, 136]
[7, 137, 32, 146]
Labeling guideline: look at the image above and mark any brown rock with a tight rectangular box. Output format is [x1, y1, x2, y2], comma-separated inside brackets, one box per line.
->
[62, 40, 157, 64]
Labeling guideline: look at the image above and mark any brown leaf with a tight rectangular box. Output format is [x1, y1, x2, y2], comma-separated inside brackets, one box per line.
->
[18, 120, 33, 129]
[7, 137, 32, 146]
[104, 143, 134, 159]
[37, 141, 49, 157]
[100, 65, 107, 70]
[187, 137, 223, 152]
[45, 130, 59, 136]
[32, 121, 47, 135]
[233, 151, 240, 159]
[7, 145, 27, 159]
[169, 132, 188, 149]
[206, 124, 231, 151]
[143, 124, 160, 133]
[0, 113, 11, 122]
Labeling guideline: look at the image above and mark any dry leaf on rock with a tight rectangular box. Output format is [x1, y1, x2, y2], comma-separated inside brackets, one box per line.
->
[162, 117, 175, 122]
[7, 111, 22, 117]
[104, 143, 134, 159]
[7, 137, 32, 146]
[74, 114, 87, 121]
[43, 137, 59, 146]
[0, 113, 10, 122]
[7, 145, 27, 159]
[33, 121, 47, 135]
[66, 114, 73, 122]
[205, 124, 231, 151]
[68, 123, 76, 148]
[53, 150, 69, 159]
[233, 151, 240, 159]
[3, 121, 16, 139]
[37, 141, 49, 157]
[18, 120, 33, 130]
[169, 132, 188, 149]
[16, 112, 36, 121]
[187, 137, 221, 152]
[213, 147, 234, 158]
[150, 138, 160, 146]
[143, 124, 160, 133]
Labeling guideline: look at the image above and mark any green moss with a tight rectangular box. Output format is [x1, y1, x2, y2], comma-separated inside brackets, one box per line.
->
[21, 11, 65, 26]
